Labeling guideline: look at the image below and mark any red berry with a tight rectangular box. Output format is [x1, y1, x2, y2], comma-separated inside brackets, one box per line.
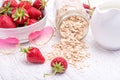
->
[33, 0, 47, 10]
[51, 57, 68, 74]
[0, 0, 17, 16]
[2, 0, 18, 7]
[27, 7, 43, 20]
[21, 47, 45, 63]
[12, 8, 29, 25]
[83, 3, 90, 9]
[18, 1, 32, 10]
[0, 15, 16, 28]
[27, 19, 37, 25]
[0, 5, 13, 16]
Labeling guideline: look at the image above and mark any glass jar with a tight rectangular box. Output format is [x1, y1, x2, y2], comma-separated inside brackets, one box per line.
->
[54, 0, 89, 41]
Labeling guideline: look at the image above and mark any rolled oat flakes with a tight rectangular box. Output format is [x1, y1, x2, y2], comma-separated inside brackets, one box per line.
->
[46, 0, 90, 69]
[46, 38, 90, 69]
[59, 15, 88, 40]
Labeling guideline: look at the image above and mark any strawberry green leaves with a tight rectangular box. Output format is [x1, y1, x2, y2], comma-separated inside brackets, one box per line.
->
[12, 8, 29, 25]
[51, 57, 68, 74]
[0, 37, 19, 55]
[44, 57, 68, 77]
[29, 26, 54, 46]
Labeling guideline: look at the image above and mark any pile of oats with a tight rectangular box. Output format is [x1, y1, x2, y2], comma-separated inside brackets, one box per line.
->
[60, 15, 88, 40]
[46, 4, 90, 69]
[46, 39, 90, 69]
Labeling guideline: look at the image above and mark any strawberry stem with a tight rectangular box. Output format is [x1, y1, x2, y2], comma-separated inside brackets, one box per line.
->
[39, 0, 47, 10]
[20, 47, 30, 53]
[44, 62, 65, 78]
[43, 70, 57, 78]
[12, 8, 29, 22]
[0, 2, 13, 15]
[20, 48, 28, 53]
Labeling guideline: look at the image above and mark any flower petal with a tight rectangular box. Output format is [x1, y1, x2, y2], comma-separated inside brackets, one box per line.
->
[29, 26, 54, 46]
[0, 37, 19, 55]
[5, 37, 19, 44]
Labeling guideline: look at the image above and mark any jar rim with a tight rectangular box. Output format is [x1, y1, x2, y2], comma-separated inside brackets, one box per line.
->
[57, 10, 89, 28]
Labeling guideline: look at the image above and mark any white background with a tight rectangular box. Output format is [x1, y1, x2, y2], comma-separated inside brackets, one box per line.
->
[0, 0, 120, 80]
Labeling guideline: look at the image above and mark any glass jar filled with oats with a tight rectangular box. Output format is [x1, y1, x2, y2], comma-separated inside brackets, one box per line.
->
[54, 0, 89, 41]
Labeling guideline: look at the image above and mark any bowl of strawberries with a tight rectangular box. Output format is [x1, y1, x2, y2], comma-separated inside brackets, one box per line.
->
[0, 0, 47, 43]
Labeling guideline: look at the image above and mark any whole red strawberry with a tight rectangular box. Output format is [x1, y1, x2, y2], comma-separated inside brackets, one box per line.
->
[2, 0, 18, 7]
[44, 57, 67, 77]
[51, 57, 68, 74]
[21, 47, 45, 63]
[33, 0, 47, 10]
[18, 1, 32, 10]
[0, 15, 16, 28]
[26, 19, 37, 25]
[12, 8, 29, 25]
[27, 7, 42, 20]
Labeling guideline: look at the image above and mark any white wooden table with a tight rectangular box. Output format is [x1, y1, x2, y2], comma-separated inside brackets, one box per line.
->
[0, 0, 120, 80]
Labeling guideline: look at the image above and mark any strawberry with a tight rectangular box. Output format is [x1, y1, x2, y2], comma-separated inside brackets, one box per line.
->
[18, 1, 32, 10]
[83, 3, 96, 16]
[0, 15, 16, 28]
[2, 0, 18, 7]
[12, 8, 29, 25]
[44, 57, 67, 77]
[0, 3, 13, 16]
[26, 19, 37, 25]
[83, 3, 90, 9]
[0, 0, 17, 16]
[21, 47, 45, 63]
[27, 7, 43, 20]
[33, 0, 47, 10]
[51, 57, 68, 74]
[83, 0, 96, 17]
